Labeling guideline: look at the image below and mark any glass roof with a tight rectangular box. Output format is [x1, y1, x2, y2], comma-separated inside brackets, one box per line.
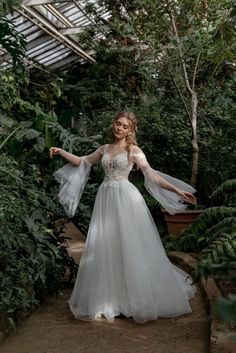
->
[0, 0, 110, 71]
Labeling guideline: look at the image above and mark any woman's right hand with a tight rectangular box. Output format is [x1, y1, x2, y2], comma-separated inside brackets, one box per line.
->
[49, 147, 62, 159]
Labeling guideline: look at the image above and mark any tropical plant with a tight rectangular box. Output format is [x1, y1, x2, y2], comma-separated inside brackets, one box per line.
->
[164, 178, 236, 279]
[178, 207, 236, 252]
[209, 179, 236, 207]
[0, 13, 82, 332]
[164, 177, 236, 328]
[213, 294, 236, 327]
[0, 154, 68, 328]
[0, 0, 20, 16]
[0, 16, 26, 69]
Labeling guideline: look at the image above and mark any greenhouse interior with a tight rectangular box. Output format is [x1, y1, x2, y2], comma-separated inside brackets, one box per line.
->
[0, 1, 235, 352]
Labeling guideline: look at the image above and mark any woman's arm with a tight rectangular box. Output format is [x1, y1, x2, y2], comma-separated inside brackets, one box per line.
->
[50, 147, 81, 166]
[49, 145, 105, 166]
[132, 146, 196, 205]
[154, 173, 196, 204]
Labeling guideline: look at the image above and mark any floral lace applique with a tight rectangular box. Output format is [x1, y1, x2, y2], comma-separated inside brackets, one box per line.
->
[101, 150, 133, 186]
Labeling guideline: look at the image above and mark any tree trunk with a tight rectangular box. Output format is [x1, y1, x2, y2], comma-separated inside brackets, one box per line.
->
[167, 4, 199, 187]
[190, 91, 199, 187]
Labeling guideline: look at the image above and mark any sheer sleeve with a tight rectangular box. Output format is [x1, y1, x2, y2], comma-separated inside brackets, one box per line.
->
[53, 145, 105, 217]
[131, 146, 197, 215]
[83, 145, 105, 164]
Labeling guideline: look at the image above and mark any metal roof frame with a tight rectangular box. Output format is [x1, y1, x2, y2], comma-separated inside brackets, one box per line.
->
[0, 0, 110, 71]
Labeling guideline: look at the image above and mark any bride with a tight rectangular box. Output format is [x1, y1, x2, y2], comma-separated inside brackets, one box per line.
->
[50, 112, 197, 324]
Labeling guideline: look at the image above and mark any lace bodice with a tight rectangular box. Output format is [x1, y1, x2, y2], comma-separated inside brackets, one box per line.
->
[101, 150, 133, 185]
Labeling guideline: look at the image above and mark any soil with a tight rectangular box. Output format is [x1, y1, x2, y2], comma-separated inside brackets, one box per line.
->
[0, 222, 210, 353]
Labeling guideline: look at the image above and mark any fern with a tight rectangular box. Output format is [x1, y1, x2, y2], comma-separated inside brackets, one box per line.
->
[209, 179, 236, 207]
[203, 217, 236, 246]
[163, 234, 180, 252]
[197, 232, 236, 278]
[179, 207, 236, 252]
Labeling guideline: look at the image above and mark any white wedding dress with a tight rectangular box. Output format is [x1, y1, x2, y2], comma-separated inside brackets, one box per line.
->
[54, 144, 197, 323]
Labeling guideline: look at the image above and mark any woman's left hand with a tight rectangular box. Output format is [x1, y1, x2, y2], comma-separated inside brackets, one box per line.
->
[176, 189, 197, 204]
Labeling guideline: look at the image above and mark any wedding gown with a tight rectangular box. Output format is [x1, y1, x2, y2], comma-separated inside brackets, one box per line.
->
[54, 144, 197, 323]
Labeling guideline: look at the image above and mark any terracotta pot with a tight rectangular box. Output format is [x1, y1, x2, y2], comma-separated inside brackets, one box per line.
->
[161, 209, 203, 235]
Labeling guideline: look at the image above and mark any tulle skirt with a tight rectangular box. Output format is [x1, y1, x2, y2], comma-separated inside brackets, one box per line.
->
[69, 179, 196, 324]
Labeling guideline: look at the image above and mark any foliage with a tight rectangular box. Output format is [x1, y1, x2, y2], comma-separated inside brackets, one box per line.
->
[197, 232, 236, 278]
[0, 16, 84, 330]
[213, 294, 236, 341]
[197, 75, 236, 201]
[179, 207, 236, 252]
[0, 0, 20, 16]
[209, 179, 236, 207]
[165, 176, 236, 323]
[164, 178, 236, 282]
[0, 154, 68, 326]
[213, 294, 236, 324]
[0, 16, 26, 70]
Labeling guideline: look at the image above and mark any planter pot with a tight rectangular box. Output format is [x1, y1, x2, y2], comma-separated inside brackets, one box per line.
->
[161, 209, 203, 235]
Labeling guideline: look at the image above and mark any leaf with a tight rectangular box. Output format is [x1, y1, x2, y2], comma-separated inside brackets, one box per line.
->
[15, 128, 41, 141]
[8, 317, 16, 328]
[45, 124, 55, 148]
[213, 295, 236, 323]
[33, 136, 45, 152]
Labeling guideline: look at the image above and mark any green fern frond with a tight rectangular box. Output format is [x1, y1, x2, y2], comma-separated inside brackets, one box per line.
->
[179, 207, 236, 252]
[209, 179, 236, 207]
[203, 216, 236, 245]
[197, 232, 236, 278]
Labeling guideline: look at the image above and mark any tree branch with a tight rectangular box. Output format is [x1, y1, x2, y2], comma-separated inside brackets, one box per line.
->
[192, 51, 201, 90]
[169, 72, 192, 131]
[166, 1, 193, 95]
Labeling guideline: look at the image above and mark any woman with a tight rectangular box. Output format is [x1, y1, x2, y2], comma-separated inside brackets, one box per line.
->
[50, 112, 197, 324]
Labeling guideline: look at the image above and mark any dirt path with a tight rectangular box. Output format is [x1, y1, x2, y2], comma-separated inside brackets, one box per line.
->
[0, 223, 209, 353]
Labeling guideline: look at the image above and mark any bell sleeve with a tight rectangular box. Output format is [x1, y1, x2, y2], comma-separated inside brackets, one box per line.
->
[53, 145, 104, 218]
[131, 147, 197, 215]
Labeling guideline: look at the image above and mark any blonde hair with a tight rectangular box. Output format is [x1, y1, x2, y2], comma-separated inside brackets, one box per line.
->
[111, 111, 138, 161]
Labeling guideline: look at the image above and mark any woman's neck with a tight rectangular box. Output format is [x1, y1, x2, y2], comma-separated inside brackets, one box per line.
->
[112, 139, 129, 149]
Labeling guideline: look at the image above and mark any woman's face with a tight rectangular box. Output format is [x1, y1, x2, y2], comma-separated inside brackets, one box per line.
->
[113, 117, 132, 140]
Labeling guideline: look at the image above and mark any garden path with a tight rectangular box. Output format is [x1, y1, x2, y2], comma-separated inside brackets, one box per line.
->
[0, 222, 209, 353]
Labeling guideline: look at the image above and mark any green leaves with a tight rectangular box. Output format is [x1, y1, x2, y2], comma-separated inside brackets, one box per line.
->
[198, 232, 236, 277]
[0, 16, 26, 70]
[15, 127, 42, 141]
[213, 294, 236, 323]
[164, 177, 236, 281]
[209, 179, 236, 207]
[0, 155, 69, 326]
[0, 1, 20, 16]
[178, 206, 236, 252]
